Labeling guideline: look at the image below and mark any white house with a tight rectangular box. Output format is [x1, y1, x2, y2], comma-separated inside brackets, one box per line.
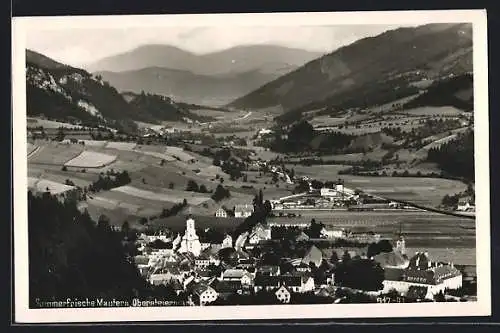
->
[191, 283, 218, 306]
[214, 207, 228, 218]
[457, 198, 475, 212]
[320, 227, 344, 239]
[248, 223, 272, 245]
[221, 234, 233, 249]
[380, 252, 463, 300]
[234, 204, 254, 218]
[275, 285, 291, 303]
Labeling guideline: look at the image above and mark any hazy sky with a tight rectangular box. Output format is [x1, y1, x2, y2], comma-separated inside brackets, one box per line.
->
[26, 24, 414, 67]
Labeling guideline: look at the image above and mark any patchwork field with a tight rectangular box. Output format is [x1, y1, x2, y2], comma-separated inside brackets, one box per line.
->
[64, 151, 117, 168]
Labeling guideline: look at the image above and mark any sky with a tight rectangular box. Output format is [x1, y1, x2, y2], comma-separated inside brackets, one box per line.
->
[26, 24, 415, 67]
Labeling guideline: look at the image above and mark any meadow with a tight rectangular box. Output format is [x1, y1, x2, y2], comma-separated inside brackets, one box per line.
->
[64, 151, 118, 168]
[402, 106, 465, 117]
[28, 177, 75, 195]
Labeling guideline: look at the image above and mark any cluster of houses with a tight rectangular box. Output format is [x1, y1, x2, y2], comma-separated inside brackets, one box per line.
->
[214, 204, 255, 218]
[132, 215, 467, 305]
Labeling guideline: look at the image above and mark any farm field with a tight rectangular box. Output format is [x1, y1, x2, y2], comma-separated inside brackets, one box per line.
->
[402, 106, 466, 117]
[28, 177, 75, 195]
[64, 151, 117, 168]
[28, 143, 84, 165]
[268, 209, 475, 250]
[105, 141, 137, 150]
[342, 176, 468, 207]
[28, 167, 97, 188]
[111, 185, 211, 205]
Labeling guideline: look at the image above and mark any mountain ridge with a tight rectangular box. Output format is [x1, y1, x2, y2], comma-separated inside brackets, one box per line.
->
[227, 23, 473, 122]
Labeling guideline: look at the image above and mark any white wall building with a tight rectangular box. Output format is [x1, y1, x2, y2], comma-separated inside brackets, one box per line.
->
[178, 216, 202, 257]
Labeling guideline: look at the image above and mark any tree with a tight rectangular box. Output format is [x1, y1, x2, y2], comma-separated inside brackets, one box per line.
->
[335, 258, 384, 291]
[186, 180, 199, 192]
[199, 184, 209, 193]
[168, 182, 175, 189]
[367, 240, 393, 258]
[211, 185, 230, 202]
[121, 221, 130, 234]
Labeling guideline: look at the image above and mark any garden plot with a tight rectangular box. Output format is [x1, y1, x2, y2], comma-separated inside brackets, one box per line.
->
[28, 144, 84, 165]
[28, 177, 75, 195]
[64, 151, 117, 168]
[105, 141, 137, 151]
[111, 185, 211, 205]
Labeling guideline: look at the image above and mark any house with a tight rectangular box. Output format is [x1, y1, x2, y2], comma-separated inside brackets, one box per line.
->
[214, 207, 228, 218]
[194, 247, 221, 269]
[275, 285, 291, 303]
[248, 223, 272, 244]
[213, 280, 244, 300]
[280, 272, 315, 293]
[296, 262, 311, 273]
[457, 197, 475, 212]
[254, 275, 281, 292]
[234, 204, 254, 218]
[221, 234, 233, 249]
[221, 269, 254, 286]
[380, 252, 463, 299]
[257, 265, 280, 276]
[189, 282, 218, 306]
[320, 227, 344, 239]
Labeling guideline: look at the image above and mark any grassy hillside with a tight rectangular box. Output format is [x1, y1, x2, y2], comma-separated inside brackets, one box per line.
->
[228, 23, 472, 123]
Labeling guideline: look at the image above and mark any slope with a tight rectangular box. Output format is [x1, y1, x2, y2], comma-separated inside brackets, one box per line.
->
[95, 67, 278, 106]
[228, 23, 473, 122]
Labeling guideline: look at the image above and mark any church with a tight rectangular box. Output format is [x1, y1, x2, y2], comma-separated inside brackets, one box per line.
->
[178, 215, 202, 257]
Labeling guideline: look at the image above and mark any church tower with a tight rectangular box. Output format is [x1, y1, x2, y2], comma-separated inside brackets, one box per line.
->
[179, 214, 201, 257]
[395, 223, 406, 255]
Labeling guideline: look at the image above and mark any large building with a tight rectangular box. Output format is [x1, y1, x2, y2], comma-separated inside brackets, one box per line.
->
[380, 252, 463, 299]
[179, 216, 202, 257]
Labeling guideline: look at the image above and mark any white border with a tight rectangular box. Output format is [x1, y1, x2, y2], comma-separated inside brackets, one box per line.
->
[12, 9, 491, 323]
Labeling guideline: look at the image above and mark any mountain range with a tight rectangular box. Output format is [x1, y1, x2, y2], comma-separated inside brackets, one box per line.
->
[227, 23, 473, 123]
[86, 45, 322, 106]
[25, 49, 215, 132]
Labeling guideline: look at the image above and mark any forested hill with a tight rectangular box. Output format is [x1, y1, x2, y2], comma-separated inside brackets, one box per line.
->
[28, 191, 149, 305]
[123, 91, 216, 123]
[426, 129, 474, 182]
[228, 23, 472, 123]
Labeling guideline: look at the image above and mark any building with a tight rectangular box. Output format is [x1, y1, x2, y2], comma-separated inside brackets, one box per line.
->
[275, 285, 291, 303]
[320, 227, 344, 239]
[221, 269, 254, 286]
[190, 283, 218, 306]
[381, 252, 463, 299]
[214, 207, 228, 218]
[248, 223, 272, 244]
[179, 216, 202, 257]
[234, 204, 254, 218]
[457, 197, 475, 212]
[253, 272, 315, 294]
[221, 234, 233, 248]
